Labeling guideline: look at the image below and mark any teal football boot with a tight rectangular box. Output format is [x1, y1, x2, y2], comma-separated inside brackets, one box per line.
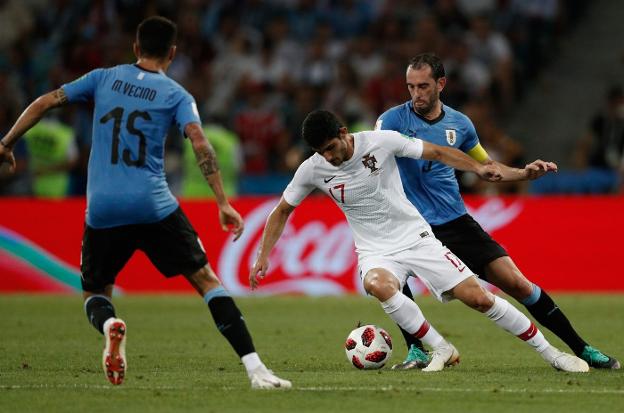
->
[391, 344, 430, 370]
[580, 346, 621, 369]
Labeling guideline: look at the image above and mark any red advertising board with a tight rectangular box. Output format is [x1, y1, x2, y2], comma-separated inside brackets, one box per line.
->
[1, 196, 623, 294]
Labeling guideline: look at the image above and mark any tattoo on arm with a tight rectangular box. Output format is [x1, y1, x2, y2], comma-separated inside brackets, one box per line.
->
[52, 88, 68, 105]
[196, 144, 219, 177]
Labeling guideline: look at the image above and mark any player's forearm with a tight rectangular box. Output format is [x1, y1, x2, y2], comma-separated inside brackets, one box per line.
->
[425, 145, 482, 173]
[2, 93, 62, 148]
[491, 161, 527, 182]
[204, 170, 229, 206]
[257, 204, 291, 261]
[193, 140, 228, 206]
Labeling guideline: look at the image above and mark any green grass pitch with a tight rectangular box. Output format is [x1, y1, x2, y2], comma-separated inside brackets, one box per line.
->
[1, 294, 622, 412]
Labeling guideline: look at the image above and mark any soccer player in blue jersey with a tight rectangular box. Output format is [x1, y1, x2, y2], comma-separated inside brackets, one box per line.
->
[376, 53, 619, 370]
[0, 16, 291, 389]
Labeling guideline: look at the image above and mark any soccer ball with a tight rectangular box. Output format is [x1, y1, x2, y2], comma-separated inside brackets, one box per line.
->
[344, 325, 392, 369]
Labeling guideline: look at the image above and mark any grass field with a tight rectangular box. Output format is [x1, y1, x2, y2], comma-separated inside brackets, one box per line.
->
[1, 294, 622, 412]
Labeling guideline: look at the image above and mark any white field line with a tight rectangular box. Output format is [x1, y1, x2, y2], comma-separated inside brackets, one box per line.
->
[1, 384, 623, 395]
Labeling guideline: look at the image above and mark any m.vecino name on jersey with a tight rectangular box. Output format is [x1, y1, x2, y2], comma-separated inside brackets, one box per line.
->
[111, 79, 157, 101]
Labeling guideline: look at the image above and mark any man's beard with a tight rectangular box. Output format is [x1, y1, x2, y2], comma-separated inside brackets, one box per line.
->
[413, 97, 436, 117]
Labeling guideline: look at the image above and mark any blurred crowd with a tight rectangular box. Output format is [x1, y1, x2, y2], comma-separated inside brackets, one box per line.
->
[2, 0, 620, 198]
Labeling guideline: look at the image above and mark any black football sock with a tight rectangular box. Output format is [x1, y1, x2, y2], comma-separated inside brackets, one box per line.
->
[84, 295, 116, 335]
[400, 283, 426, 351]
[204, 287, 256, 358]
[522, 284, 588, 356]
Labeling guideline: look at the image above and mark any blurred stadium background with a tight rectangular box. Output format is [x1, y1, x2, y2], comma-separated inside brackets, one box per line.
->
[1, 3, 623, 411]
[1, 0, 624, 295]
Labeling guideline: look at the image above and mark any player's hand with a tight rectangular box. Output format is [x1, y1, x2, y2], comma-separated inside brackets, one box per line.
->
[477, 163, 503, 182]
[524, 159, 557, 180]
[0, 141, 16, 174]
[218, 203, 244, 241]
[249, 256, 270, 290]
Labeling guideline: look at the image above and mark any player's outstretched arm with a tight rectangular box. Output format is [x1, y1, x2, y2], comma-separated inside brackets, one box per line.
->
[486, 159, 558, 181]
[421, 141, 502, 182]
[249, 198, 295, 290]
[186, 122, 244, 240]
[0, 89, 68, 172]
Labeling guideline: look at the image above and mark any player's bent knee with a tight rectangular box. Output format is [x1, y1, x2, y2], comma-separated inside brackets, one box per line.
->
[363, 270, 399, 301]
[454, 279, 494, 312]
[506, 275, 533, 300]
[184, 264, 221, 296]
[472, 292, 495, 312]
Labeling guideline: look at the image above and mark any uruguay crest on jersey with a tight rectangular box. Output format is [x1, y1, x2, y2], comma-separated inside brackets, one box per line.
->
[445, 129, 457, 145]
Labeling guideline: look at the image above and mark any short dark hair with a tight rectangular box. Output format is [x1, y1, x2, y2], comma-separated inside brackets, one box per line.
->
[302, 110, 343, 149]
[409, 53, 445, 80]
[136, 16, 177, 59]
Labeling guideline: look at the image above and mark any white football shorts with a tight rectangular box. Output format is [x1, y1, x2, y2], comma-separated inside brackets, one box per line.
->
[358, 235, 475, 302]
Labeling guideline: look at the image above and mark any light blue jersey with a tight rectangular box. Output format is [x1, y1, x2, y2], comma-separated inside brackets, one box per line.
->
[62, 64, 200, 228]
[376, 101, 480, 225]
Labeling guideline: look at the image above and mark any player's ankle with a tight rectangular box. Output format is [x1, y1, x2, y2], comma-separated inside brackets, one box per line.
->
[539, 345, 559, 361]
[242, 352, 263, 375]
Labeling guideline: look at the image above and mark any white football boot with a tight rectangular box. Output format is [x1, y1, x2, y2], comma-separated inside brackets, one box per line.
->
[422, 341, 460, 372]
[249, 365, 292, 389]
[542, 346, 589, 372]
[102, 318, 127, 385]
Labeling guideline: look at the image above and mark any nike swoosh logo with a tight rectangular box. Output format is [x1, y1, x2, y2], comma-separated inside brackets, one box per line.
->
[324, 176, 336, 183]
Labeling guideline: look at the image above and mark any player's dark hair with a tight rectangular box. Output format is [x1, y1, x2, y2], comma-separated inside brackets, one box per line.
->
[302, 110, 343, 149]
[136, 16, 177, 59]
[409, 53, 445, 80]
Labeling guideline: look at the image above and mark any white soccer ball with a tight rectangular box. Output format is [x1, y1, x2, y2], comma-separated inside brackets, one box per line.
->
[344, 325, 393, 369]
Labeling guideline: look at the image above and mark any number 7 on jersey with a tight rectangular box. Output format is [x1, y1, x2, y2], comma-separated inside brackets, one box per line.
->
[329, 183, 345, 204]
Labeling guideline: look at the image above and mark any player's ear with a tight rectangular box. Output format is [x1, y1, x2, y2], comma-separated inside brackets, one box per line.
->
[437, 76, 447, 92]
[133, 42, 140, 59]
[168, 45, 177, 62]
[339, 126, 348, 137]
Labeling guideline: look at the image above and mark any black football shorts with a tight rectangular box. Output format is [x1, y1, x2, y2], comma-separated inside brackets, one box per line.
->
[430, 214, 508, 281]
[80, 207, 208, 293]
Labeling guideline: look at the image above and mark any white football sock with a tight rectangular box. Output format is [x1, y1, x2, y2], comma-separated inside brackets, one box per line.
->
[381, 291, 445, 348]
[485, 295, 549, 352]
[241, 352, 263, 375]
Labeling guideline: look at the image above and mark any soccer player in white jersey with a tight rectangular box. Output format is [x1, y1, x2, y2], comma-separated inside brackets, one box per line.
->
[249, 110, 589, 373]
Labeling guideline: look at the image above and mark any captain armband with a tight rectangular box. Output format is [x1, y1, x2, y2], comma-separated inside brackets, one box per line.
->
[466, 143, 489, 163]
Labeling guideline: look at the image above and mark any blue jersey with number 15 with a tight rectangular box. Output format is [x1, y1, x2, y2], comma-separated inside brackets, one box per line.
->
[62, 64, 200, 229]
[376, 101, 480, 226]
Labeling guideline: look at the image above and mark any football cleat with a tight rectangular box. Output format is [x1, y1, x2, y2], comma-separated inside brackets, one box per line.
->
[580, 346, 620, 369]
[422, 342, 460, 372]
[391, 344, 430, 370]
[547, 347, 589, 373]
[249, 366, 292, 389]
[103, 318, 127, 385]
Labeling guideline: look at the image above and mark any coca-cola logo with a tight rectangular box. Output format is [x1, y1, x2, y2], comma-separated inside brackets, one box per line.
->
[218, 198, 522, 296]
[466, 198, 523, 233]
[218, 199, 361, 295]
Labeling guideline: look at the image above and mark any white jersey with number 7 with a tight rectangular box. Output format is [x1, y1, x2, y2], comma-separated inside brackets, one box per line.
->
[283, 130, 432, 259]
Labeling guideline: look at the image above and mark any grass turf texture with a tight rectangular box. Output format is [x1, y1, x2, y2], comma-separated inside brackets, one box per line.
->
[1, 294, 622, 413]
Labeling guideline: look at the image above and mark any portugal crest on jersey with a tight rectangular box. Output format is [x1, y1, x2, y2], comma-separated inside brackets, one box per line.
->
[445, 129, 457, 146]
[362, 153, 379, 174]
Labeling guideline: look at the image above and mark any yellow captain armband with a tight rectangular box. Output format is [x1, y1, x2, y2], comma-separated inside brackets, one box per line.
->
[466, 143, 489, 163]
